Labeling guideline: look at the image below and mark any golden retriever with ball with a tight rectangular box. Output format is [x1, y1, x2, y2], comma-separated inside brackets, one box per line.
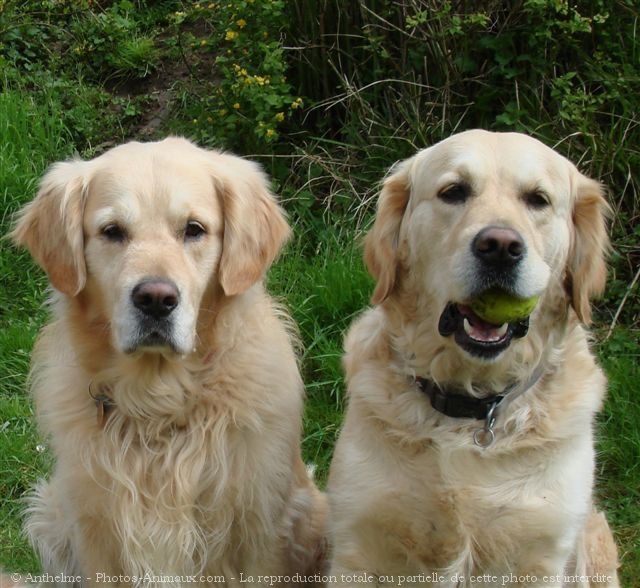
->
[12, 138, 327, 587]
[327, 130, 619, 587]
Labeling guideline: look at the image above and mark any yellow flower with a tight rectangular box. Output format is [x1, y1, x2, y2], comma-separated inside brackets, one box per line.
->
[233, 103, 241, 109]
[275, 112, 285, 122]
[200, 39, 208, 46]
[236, 19, 247, 28]
[225, 30, 238, 41]
[265, 129, 276, 139]
[291, 97, 304, 110]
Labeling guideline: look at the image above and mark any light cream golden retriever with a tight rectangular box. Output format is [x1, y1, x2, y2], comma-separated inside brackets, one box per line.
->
[327, 130, 619, 587]
[12, 138, 327, 587]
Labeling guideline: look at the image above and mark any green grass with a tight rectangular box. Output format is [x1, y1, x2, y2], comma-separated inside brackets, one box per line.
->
[268, 231, 373, 480]
[596, 330, 640, 582]
[0, 89, 70, 318]
[0, 89, 65, 572]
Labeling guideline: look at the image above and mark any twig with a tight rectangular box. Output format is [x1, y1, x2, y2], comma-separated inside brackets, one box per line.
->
[605, 264, 640, 340]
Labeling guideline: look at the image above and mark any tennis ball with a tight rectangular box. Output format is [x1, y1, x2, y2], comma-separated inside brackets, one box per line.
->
[469, 289, 539, 325]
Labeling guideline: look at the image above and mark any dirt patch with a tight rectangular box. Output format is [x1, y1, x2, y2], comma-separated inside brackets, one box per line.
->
[107, 25, 221, 140]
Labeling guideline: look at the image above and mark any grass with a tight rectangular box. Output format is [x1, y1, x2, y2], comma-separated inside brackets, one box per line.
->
[0, 89, 63, 572]
[268, 230, 373, 479]
[595, 330, 640, 580]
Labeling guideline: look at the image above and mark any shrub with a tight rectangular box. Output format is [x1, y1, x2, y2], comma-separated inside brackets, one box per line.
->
[167, 0, 302, 151]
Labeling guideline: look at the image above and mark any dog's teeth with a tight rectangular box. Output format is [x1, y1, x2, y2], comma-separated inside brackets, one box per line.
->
[497, 323, 508, 337]
[463, 318, 473, 335]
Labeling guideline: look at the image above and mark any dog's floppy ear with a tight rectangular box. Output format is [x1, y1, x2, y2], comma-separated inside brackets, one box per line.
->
[364, 160, 411, 304]
[11, 161, 90, 297]
[213, 155, 291, 296]
[566, 173, 610, 324]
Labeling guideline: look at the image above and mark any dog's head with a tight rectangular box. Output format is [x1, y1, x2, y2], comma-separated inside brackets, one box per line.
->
[365, 130, 609, 363]
[11, 137, 290, 356]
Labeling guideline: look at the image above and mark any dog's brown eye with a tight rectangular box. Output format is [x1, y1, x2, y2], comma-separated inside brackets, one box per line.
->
[523, 190, 550, 209]
[438, 183, 470, 204]
[101, 224, 126, 242]
[184, 220, 206, 241]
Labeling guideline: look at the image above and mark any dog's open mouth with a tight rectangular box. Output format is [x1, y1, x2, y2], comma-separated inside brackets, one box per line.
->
[438, 303, 529, 359]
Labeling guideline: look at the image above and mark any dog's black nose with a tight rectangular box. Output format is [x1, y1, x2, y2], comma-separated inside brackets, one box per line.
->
[132, 279, 179, 319]
[472, 226, 525, 266]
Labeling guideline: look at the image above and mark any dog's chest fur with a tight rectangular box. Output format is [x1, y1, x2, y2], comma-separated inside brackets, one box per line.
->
[58, 371, 291, 576]
[339, 435, 593, 580]
[95, 401, 289, 573]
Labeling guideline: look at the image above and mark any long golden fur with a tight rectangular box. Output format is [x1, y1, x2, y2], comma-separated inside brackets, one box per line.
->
[327, 130, 619, 586]
[12, 137, 327, 587]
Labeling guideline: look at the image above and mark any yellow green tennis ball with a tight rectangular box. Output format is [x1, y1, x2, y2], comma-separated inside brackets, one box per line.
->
[469, 289, 539, 325]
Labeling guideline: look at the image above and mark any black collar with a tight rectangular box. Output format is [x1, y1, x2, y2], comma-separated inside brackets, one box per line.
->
[415, 363, 546, 422]
[415, 378, 504, 420]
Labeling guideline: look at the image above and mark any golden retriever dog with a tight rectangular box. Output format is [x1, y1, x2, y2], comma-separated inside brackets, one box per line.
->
[11, 138, 327, 587]
[327, 130, 619, 587]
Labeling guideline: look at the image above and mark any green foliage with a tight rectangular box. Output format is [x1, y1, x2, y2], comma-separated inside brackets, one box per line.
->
[69, 1, 162, 82]
[0, 1, 162, 82]
[167, 0, 301, 151]
[0, 1, 169, 150]
[0, 0, 81, 73]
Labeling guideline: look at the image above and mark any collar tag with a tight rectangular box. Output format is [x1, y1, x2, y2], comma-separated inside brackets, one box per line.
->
[89, 384, 115, 428]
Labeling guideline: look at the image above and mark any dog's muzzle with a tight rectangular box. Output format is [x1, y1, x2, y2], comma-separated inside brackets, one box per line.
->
[129, 277, 180, 351]
[440, 225, 532, 360]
